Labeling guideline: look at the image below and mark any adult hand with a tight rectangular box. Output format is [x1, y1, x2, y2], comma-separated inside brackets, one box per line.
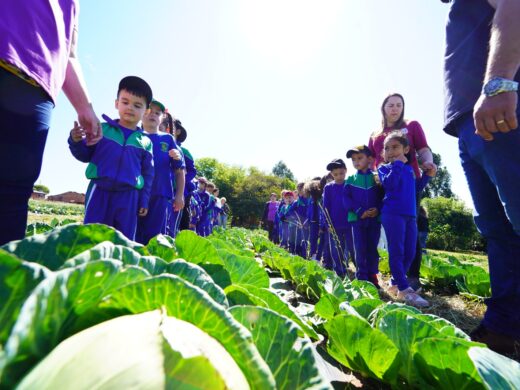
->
[473, 92, 518, 141]
[77, 104, 102, 145]
[424, 164, 438, 178]
[173, 195, 185, 211]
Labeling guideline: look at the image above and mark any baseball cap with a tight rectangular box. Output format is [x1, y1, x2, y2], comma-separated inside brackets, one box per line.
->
[150, 99, 166, 112]
[346, 145, 372, 159]
[326, 158, 347, 171]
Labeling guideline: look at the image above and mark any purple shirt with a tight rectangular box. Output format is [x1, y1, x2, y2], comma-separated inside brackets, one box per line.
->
[368, 120, 429, 179]
[0, 0, 78, 102]
[267, 201, 279, 221]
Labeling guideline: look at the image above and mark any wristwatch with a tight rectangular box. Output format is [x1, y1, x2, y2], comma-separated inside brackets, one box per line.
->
[482, 77, 519, 97]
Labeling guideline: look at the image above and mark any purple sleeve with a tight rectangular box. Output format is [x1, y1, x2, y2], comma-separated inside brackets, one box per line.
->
[378, 161, 404, 191]
[139, 147, 155, 210]
[68, 136, 96, 162]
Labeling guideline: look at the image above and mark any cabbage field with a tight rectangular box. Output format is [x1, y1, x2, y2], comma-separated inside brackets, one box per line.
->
[1, 224, 519, 389]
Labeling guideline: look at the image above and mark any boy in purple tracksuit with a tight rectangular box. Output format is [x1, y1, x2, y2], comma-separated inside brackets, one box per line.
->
[345, 145, 383, 288]
[135, 100, 185, 244]
[304, 179, 324, 260]
[69, 76, 154, 240]
[322, 159, 350, 277]
[195, 178, 211, 236]
[278, 191, 294, 248]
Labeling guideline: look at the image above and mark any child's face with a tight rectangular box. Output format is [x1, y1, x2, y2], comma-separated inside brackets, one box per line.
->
[207, 185, 215, 193]
[198, 182, 206, 191]
[330, 168, 347, 184]
[115, 89, 148, 129]
[383, 138, 410, 163]
[284, 196, 293, 204]
[270, 195, 277, 202]
[142, 103, 163, 129]
[351, 153, 372, 172]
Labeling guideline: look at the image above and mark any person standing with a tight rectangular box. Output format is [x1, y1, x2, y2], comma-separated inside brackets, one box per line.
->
[368, 93, 437, 291]
[262, 193, 279, 241]
[442, 0, 520, 356]
[0, 0, 101, 245]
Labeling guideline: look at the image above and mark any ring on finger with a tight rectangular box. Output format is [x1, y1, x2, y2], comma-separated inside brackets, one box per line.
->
[496, 119, 506, 125]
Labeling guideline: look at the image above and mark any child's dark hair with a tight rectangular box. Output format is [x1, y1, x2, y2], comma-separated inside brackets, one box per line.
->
[297, 182, 305, 191]
[117, 76, 153, 106]
[384, 130, 409, 148]
[383, 130, 411, 163]
[319, 174, 332, 191]
[173, 118, 187, 143]
[303, 180, 322, 201]
[162, 112, 174, 134]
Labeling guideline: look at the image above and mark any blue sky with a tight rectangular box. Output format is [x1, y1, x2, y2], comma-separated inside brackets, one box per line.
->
[40, 0, 473, 207]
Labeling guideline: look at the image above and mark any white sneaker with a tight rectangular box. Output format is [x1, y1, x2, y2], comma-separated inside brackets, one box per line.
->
[397, 287, 430, 308]
[386, 283, 398, 296]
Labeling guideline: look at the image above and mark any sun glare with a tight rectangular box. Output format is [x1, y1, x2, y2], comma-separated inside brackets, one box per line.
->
[238, 0, 344, 72]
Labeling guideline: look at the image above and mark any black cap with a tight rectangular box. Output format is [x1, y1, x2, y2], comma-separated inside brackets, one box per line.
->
[326, 158, 347, 171]
[118, 76, 153, 106]
[346, 145, 372, 159]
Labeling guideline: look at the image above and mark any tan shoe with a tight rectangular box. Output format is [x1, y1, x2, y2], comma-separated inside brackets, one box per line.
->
[397, 287, 430, 308]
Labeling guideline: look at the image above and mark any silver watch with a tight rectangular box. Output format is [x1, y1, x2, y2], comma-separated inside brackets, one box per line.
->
[482, 77, 519, 97]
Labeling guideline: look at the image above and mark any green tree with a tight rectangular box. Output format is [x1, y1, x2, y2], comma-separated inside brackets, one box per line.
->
[421, 153, 455, 199]
[272, 161, 296, 182]
[422, 197, 485, 251]
[33, 184, 50, 194]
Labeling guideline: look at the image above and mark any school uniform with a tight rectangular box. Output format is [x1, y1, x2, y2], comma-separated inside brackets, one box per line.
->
[136, 131, 185, 244]
[69, 115, 154, 240]
[345, 170, 383, 281]
[378, 161, 430, 290]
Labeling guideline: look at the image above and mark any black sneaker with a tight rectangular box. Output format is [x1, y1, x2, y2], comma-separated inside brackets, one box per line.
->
[470, 324, 520, 358]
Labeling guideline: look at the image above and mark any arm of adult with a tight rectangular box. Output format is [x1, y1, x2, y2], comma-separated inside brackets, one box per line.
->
[473, 0, 520, 141]
[61, 26, 102, 146]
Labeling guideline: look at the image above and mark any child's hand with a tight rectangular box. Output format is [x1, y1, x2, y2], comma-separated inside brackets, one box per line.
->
[169, 149, 181, 160]
[395, 154, 408, 163]
[424, 164, 438, 177]
[173, 195, 185, 211]
[360, 210, 370, 219]
[138, 207, 148, 217]
[70, 121, 85, 142]
[373, 172, 381, 185]
[366, 208, 379, 218]
[189, 223, 196, 229]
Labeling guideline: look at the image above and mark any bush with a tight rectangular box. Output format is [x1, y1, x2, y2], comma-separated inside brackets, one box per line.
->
[422, 197, 485, 252]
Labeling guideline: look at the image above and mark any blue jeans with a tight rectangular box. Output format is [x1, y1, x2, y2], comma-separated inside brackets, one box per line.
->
[0, 68, 53, 245]
[457, 114, 520, 338]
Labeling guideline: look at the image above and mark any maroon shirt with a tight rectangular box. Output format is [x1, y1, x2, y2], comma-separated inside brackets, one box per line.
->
[368, 120, 429, 178]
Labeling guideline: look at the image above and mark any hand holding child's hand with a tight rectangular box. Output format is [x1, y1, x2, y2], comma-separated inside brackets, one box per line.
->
[138, 208, 148, 217]
[366, 208, 379, 218]
[423, 163, 438, 177]
[169, 149, 181, 160]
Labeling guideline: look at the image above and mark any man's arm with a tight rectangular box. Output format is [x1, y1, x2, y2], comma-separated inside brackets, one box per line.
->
[61, 25, 101, 145]
[474, 0, 520, 140]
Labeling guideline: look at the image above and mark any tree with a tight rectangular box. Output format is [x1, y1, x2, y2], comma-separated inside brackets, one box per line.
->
[421, 152, 455, 199]
[33, 184, 50, 194]
[272, 161, 296, 182]
[422, 197, 485, 251]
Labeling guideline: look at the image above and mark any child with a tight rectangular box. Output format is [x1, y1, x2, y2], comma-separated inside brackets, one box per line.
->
[135, 100, 185, 244]
[378, 131, 435, 307]
[304, 179, 324, 260]
[345, 145, 383, 288]
[195, 177, 210, 236]
[69, 76, 154, 240]
[278, 191, 294, 248]
[220, 197, 230, 228]
[291, 182, 310, 258]
[417, 206, 429, 254]
[322, 159, 351, 277]
[205, 182, 217, 234]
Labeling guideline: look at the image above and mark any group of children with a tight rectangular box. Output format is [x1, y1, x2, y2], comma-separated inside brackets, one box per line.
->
[69, 75, 229, 246]
[269, 132, 436, 307]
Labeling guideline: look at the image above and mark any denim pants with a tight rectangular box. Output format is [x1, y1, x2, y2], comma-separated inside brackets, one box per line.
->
[0, 68, 53, 245]
[457, 114, 520, 338]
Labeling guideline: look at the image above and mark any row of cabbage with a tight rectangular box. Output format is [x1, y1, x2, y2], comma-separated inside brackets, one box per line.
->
[378, 250, 491, 298]
[0, 224, 517, 389]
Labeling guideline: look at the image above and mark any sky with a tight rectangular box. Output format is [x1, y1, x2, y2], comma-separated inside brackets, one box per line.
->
[39, 0, 474, 208]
